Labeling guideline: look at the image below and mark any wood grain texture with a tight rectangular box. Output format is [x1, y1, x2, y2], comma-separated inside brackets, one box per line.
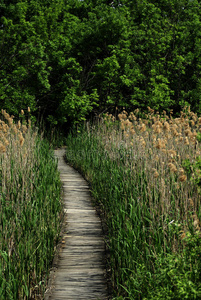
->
[45, 149, 108, 300]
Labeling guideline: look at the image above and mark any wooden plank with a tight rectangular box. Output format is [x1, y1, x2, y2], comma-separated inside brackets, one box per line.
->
[44, 149, 108, 300]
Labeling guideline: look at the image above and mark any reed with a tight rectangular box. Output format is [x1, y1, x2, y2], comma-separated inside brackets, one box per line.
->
[66, 107, 201, 299]
[0, 109, 63, 299]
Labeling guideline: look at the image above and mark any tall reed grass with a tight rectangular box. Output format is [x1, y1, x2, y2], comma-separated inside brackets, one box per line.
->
[0, 109, 63, 299]
[66, 107, 201, 299]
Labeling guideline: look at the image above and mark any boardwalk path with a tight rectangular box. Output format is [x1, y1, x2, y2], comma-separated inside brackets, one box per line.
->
[45, 149, 108, 300]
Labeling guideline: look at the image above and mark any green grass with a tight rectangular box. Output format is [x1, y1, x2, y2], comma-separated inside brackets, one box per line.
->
[65, 118, 201, 300]
[0, 111, 63, 299]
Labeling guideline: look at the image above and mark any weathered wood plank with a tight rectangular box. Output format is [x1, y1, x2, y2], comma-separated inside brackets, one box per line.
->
[45, 149, 108, 300]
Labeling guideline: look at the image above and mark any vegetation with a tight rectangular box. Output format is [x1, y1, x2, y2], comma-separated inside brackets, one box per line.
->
[2, 0, 201, 298]
[1, 0, 201, 128]
[0, 109, 63, 299]
[66, 107, 201, 299]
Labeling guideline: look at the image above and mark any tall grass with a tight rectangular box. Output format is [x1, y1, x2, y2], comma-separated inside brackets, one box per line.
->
[0, 109, 63, 299]
[66, 107, 201, 299]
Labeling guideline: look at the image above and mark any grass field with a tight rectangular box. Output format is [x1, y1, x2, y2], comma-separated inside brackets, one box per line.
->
[0, 109, 63, 299]
[65, 107, 201, 299]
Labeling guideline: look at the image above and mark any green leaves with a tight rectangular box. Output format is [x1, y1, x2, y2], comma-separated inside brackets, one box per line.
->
[2, 0, 201, 127]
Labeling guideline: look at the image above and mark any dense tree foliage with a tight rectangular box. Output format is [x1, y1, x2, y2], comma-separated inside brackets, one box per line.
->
[1, 0, 201, 127]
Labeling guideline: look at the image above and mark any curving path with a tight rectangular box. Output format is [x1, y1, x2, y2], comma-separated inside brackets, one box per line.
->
[45, 149, 108, 300]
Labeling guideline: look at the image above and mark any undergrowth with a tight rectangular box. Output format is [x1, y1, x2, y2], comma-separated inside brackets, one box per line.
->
[65, 107, 201, 299]
[0, 109, 63, 299]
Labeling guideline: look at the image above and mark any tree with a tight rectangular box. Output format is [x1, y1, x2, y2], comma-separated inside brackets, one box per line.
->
[1, 0, 201, 128]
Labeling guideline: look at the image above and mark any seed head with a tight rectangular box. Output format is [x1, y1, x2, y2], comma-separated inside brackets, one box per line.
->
[184, 129, 192, 136]
[155, 139, 162, 149]
[144, 131, 149, 138]
[168, 149, 177, 158]
[168, 163, 177, 173]
[0, 142, 6, 153]
[2, 123, 8, 134]
[153, 125, 162, 134]
[17, 120, 21, 129]
[163, 121, 170, 132]
[192, 114, 197, 122]
[140, 137, 146, 147]
[191, 120, 195, 127]
[2, 137, 9, 147]
[140, 123, 146, 133]
[129, 112, 136, 121]
[178, 169, 186, 181]
[178, 175, 187, 182]
[125, 119, 132, 127]
[130, 128, 135, 135]
[152, 168, 159, 178]
[22, 125, 27, 134]
[18, 132, 24, 146]
[120, 122, 125, 131]
[13, 125, 18, 135]
[193, 216, 200, 231]
[172, 129, 179, 137]
[8, 117, 13, 127]
[184, 137, 189, 145]
[188, 198, 194, 207]
[179, 168, 185, 175]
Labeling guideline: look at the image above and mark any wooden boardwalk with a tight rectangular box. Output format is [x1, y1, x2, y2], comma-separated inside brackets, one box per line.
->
[45, 149, 108, 300]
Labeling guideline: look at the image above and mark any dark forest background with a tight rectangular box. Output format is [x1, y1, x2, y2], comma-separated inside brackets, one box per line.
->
[1, 0, 201, 129]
